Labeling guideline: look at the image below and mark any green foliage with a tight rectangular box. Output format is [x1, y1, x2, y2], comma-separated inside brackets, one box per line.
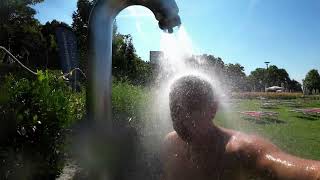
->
[72, 0, 153, 85]
[248, 65, 298, 92]
[248, 68, 267, 91]
[187, 54, 249, 92]
[266, 65, 290, 87]
[0, 0, 46, 67]
[112, 34, 153, 85]
[0, 0, 44, 25]
[0, 1, 70, 70]
[231, 92, 303, 100]
[72, 0, 95, 74]
[112, 80, 148, 124]
[288, 79, 302, 92]
[0, 70, 85, 179]
[225, 63, 249, 92]
[303, 69, 320, 94]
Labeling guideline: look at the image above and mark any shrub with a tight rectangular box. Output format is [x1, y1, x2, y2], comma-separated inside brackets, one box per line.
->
[0, 70, 85, 179]
[112, 80, 148, 125]
[231, 92, 304, 100]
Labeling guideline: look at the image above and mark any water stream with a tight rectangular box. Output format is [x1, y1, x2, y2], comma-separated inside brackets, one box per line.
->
[137, 26, 234, 179]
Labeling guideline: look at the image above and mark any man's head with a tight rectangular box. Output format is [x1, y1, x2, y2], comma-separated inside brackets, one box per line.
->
[169, 76, 218, 141]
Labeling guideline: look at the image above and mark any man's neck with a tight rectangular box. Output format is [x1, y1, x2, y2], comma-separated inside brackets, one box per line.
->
[189, 124, 225, 148]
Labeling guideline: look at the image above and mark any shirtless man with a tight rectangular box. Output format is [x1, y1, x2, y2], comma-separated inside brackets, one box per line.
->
[162, 75, 320, 180]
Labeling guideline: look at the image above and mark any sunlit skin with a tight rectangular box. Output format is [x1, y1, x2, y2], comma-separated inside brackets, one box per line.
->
[162, 76, 320, 180]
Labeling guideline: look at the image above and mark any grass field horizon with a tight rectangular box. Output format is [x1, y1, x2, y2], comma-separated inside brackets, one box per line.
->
[215, 98, 320, 160]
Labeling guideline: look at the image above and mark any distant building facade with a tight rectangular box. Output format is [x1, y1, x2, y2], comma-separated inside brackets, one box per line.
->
[150, 51, 164, 65]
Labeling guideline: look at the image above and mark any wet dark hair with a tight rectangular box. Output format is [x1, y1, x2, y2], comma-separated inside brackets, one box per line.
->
[169, 75, 215, 121]
[169, 76, 215, 141]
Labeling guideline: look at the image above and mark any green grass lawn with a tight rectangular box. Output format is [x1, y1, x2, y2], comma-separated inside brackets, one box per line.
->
[215, 98, 320, 160]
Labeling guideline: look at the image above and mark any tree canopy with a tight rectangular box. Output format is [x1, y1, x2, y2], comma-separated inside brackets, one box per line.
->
[72, 0, 153, 84]
[303, 69, 320, 94]
[0, 0, 47, 67]
[247, 65, 299, 92]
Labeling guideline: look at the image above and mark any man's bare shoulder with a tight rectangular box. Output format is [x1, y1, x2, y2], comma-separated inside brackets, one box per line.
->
[164, 131, 184, 145]
[163, 131, 187, 153]
[164, 131, 179, 141]
[224, 129, 277, 154]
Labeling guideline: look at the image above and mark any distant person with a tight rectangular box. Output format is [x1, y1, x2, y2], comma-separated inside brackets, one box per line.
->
[162, 75, 320, 180]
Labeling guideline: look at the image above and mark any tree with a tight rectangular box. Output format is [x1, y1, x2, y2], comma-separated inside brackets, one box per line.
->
[225, 63, 248, 92]
[303, 69, 320, 94]
[72, 0, 153, 85]
[72, 0, 96, 73]
[185, 54, 252, 92]
[266, 65, 290, 88]
[186, 54, 226, 78]
[248, 65, 291, 92]
[288, 79, 302, 92]
[0, 0, 46, 67]
[0, 0, 44, 26]
[248, 68, 266, 92]
[112, 34, 153, 84]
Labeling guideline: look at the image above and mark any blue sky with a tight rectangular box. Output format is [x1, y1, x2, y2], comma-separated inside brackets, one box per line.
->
[33, 0, 320, 82]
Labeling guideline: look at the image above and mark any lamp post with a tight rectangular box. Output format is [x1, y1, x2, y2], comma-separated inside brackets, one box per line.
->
[264, 61, 270, 92]
[264, 61, 270, 69]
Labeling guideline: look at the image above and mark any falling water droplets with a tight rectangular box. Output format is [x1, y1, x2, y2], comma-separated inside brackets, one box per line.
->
[139, 26, 234, 179]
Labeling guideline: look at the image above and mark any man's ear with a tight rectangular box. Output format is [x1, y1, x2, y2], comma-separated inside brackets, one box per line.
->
[210, 101, 218, 117]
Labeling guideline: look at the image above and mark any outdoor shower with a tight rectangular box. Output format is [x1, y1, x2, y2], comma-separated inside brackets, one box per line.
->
[88, 0, 181, 129]
[79, 0, 181, 179]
